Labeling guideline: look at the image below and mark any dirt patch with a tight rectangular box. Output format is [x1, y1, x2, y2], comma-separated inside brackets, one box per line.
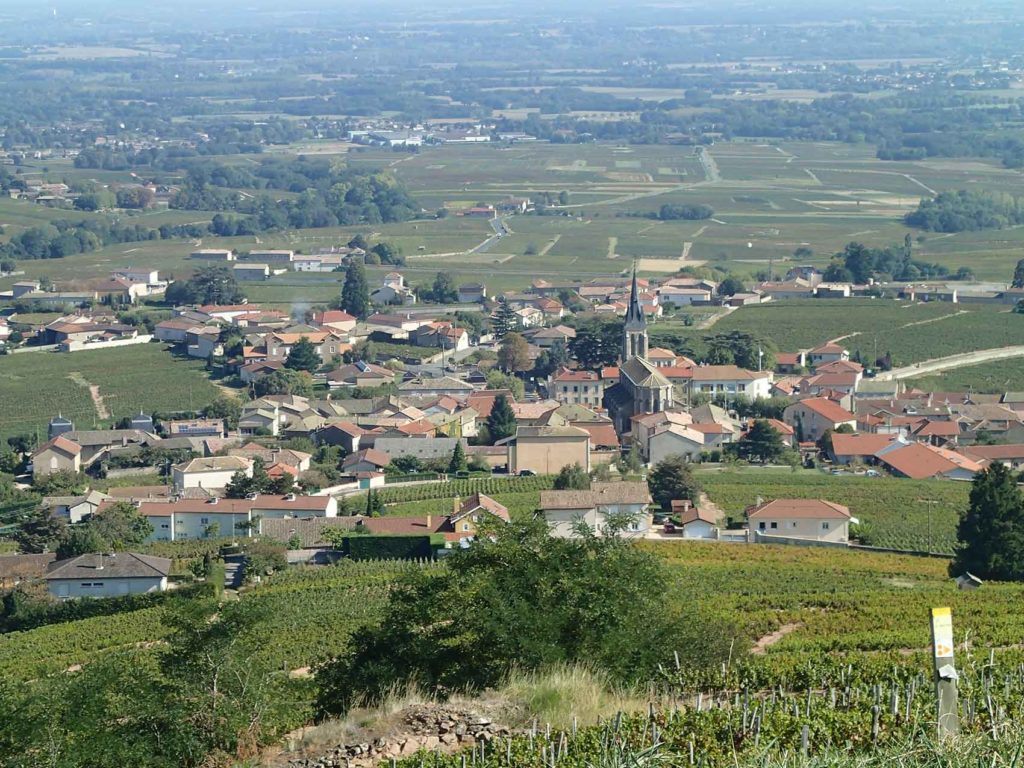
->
[66, 372, 110, 420]
[606, 236, 618, 259]
[537, 235, 561, 257]
[751, 622, 803, 656]
[637, 257, 707, 272]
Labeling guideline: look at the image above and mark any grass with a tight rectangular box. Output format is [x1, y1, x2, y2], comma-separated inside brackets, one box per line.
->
[0, 343, 221, 444]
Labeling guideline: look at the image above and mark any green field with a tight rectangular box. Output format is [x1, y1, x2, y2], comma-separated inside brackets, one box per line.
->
[698, 467, 967, 553]
[6, 140, 1024, 303]
[0, 344, 222, 444]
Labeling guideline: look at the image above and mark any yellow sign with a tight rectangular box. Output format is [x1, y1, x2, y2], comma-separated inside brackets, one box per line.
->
[932, 606, 954, 659]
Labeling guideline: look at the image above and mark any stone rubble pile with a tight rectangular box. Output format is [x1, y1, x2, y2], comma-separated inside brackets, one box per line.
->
[288, 705, 513, 768]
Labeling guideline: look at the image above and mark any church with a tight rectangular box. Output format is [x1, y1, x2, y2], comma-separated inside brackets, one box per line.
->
[604, 267, 674, 435]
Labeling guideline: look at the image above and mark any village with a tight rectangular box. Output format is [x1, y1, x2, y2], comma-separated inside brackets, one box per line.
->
[2, 241, 1024, 601]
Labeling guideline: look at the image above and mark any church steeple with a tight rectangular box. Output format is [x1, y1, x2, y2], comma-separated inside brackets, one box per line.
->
[623, 262, 648, 361]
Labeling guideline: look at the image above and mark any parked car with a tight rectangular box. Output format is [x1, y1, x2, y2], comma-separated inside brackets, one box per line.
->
[517, 469, 536, 476]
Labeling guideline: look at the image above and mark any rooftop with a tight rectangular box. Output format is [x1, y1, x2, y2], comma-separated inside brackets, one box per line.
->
[747, 499, 851, 520]
[541, 481, 652, 510]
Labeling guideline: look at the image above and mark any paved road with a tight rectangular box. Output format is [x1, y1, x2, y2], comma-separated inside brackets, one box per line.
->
[876, 345, 1024, 381]
[470, 217, 510, 254]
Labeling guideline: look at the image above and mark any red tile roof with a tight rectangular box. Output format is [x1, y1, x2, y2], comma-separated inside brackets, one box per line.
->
[33, 435, 81, 457]
[575, 422, 619, 448]
[831, 432, 895, 457]
[875, 443, 981, 479]
[552, 367, 599, 382]
[747, 499, 851, 520]
[792, 397, 856, 425]
[343, 448, 391, 468]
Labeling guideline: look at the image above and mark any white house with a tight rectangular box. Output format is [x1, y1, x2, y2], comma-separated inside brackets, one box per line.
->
[646, 423, 709, 464]
[674, 500, 717, 539]
[687, 365, 773, 401]
[659, 286, 712, 306]
[747, 499, 851, 544]
[128, 495, 337, 542]
[783, 397, 857, 442]
[171, 456, 253, 491]
[549, 368, 602, 409]
[808, 342, 849, 368]
[539, 482, 652, 539]
[46, 552, 171, 600]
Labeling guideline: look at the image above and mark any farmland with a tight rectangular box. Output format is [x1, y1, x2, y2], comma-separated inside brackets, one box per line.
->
[905, 357, 1024, 393]
[6, 138, 1024, 306]
[0, 344, 222, 444]
[697, 467, 967, 554]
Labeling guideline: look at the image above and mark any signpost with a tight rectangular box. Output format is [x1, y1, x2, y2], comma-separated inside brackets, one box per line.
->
[930, 606, 960, 737]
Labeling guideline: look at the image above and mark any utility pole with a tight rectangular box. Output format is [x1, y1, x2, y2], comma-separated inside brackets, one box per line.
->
[917, 498, 940, 553]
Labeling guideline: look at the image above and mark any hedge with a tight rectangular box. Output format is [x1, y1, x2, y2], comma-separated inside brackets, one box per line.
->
[0, 580, 217, 633]
[345, 535, 435, 561]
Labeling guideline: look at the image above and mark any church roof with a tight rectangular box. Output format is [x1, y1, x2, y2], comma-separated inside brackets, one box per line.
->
[620, 356, 671, 389]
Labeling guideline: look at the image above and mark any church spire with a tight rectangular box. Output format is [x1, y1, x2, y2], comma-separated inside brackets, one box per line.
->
[622, 261, 648, 361]
[624, 261, 646, 328]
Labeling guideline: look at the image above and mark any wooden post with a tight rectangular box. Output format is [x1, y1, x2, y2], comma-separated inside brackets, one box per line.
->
[930, 606, 960, 738]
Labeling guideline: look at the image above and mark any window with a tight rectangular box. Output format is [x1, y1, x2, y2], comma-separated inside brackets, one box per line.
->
[758, 522, 766, 531]
[822, 521, 831, 530]
[790, 521, 798, 529]
[463, 523, 470, 531]
[573, 386, 579, 392]
[200, 517, 209, 524]
[161, 523, 170, 529]
[770, 522, 778, 530]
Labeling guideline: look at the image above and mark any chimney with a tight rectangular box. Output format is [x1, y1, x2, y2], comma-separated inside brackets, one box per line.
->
[426, 513, 432, 529]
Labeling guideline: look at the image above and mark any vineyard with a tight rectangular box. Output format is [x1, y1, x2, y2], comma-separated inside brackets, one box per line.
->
[384, 491, 543, 520]
[350, 476, 556, 511]
[240, 559, 443, 671]
[650, 300, 1020, 369]
[697, 468, 967, 553]
[387, 540, 1024, 767]
[0, 559, 436, 686]
[705, 299, 959, 353]
[0, 606, 169, 681]
[905, 356, 1024, 394]
[0, 344, 220, 445]
[391, 663, 1024, 768]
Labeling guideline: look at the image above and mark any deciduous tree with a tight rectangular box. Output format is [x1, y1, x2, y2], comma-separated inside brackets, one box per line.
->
[497, 332, 531, 372]
[648, 455, 701, 511]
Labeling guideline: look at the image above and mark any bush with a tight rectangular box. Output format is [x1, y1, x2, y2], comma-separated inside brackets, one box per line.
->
[347, 535, 434, 561]
[314, 519, 741, 715]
